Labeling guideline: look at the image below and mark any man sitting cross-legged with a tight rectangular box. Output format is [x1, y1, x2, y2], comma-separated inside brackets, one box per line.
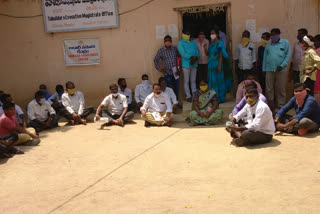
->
[95, 84, 134, 128]
[275, 83, 320, 136]
[140, 84, 172, 127]
[28, 90, 60, 132]
[226, 88, 275, 147]
[61, 81, 94, 125]
[0, 102, 40, 146]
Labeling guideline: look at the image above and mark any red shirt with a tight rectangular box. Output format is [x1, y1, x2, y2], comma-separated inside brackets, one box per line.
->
[0, 113, 18, 136]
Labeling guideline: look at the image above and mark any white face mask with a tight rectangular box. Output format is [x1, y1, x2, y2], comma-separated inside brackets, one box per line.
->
[112, 93, 119, 98]
[142, 80, 149, 85]
[210, 34, 217, 40]
[154, 93, 161, 98]
[39, 98, 46, 105]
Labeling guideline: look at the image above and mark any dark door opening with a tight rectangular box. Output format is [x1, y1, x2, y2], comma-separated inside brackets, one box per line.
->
[182, 8, 227, 47]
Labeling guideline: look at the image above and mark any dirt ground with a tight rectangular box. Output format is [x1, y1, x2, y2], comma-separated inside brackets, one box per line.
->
[1, 115, 320, 214]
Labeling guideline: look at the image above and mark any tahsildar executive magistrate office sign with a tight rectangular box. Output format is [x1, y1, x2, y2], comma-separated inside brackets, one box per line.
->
[42, 0, 119, 33]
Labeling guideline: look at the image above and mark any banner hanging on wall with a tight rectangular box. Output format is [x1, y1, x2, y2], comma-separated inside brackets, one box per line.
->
[42, 0, 119, 33]
[63, 38, 100, 66]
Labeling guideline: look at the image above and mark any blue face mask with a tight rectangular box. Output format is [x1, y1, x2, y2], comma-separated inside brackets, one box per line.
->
[297, 35, 303, 41]
[39, 98, 46, 105]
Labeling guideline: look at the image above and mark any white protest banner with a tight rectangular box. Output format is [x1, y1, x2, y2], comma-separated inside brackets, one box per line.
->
[63, 38, 100, 66]
[42, 0, 119, 33]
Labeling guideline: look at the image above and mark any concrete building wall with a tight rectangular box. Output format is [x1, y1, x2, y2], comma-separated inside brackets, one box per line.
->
[0, 0, 319, 107]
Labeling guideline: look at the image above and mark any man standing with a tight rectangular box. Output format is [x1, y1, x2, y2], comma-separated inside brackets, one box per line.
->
[141, 84, 172, 127]
[177, 29, 199, 102]
[275, 83, 320, 136]
[194, 30, 209, 87]
[263, 28, 291, 112]
[118, 78, 135, 111]
[289, 28, 308, 84]
[154, 35, 180, 98]
[135, 74, 153, 109]
[95, 84, 134, 128]
[61, 81, 94, 125]
[257, 32, 271, 93]
[227, 89, 275, 147]
[27, 91, 59, 132]
[235, 30, 256, 84]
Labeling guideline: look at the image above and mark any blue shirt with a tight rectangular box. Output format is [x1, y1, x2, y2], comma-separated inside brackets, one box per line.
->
[177, 39, 199, 68]
[263, 39, 290, 72]
[275, 94, 320, 127]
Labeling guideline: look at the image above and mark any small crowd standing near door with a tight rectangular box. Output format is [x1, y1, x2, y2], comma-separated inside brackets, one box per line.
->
[1, 27, 320, 158]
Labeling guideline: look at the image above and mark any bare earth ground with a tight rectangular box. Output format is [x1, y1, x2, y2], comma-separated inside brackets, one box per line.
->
[0, 115, 320, 214]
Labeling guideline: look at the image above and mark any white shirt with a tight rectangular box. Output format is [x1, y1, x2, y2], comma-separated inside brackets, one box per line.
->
[48, 92, 63, 104]
[62, 91, 85, 115]
[135, 83, 153, 104]
[235, 43, 256, 70]
[234, 100, 275, 135]
[162, 87, 178, 105]
[194, 38, 209, 64]
[27, 99, 56, 121]
[101, 94, 128, 115]
[118, 87, 132, 104]
[141, 93, 172, 113]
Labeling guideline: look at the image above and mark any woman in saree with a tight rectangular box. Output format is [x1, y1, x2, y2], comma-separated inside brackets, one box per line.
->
[186, 80, 223, 126]
[204, 28, 229, 103]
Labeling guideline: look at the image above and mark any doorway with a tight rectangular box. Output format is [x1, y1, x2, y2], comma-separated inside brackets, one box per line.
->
[174, 4, 235, 102]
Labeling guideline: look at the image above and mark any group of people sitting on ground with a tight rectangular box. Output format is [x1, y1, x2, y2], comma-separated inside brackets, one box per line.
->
[2, 26, 320, 158]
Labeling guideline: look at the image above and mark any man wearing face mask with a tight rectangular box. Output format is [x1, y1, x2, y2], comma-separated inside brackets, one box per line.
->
[289, 28, 308, 84]
[299, 35, 320, 95]
[158, 77, 178, 113]
[263, 28, 291, 113]
[95, 84, 134, 128]
[154, 35, 180, 98]
[61, 81, 94, 125]
[48, 85, 65, 113]
[194, 30, 209, 87]
[27, 90, 59, 132]
[135, 74, 153, 109]
[227, 88, 275, 147]
[275, 83, 320, 136]
[141, 84, 172, 127]
[177, 29, 199, 102]
[235, 30, 257, 84]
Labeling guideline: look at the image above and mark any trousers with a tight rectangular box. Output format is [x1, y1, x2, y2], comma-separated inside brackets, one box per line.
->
[182, 67, 197, 99]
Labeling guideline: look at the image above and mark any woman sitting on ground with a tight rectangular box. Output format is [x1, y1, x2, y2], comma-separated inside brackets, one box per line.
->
[186, 80, 223, 126]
